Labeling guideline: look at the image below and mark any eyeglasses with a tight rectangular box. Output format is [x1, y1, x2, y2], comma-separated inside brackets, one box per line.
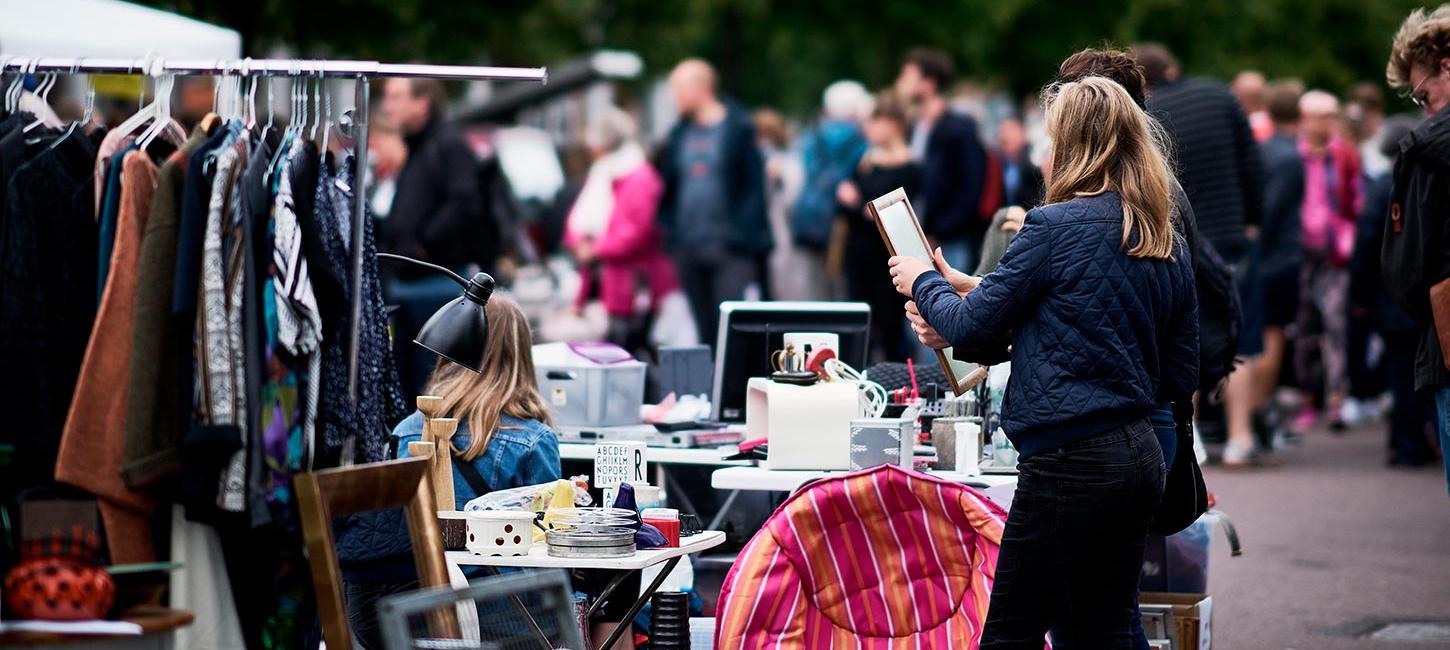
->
[1405, 69, 1441, 109]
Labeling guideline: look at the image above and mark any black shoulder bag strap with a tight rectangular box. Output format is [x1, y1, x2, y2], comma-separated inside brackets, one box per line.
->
[451, 455, 493, 496]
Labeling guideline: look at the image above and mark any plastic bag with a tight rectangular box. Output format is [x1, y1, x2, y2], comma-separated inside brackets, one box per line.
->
[464, 475, 593, 513]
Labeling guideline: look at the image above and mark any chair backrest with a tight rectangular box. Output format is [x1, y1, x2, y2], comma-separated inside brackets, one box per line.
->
[714, 464, 1008, 649]
[295, 454, 458, 648]
[377, 569, 585, 650]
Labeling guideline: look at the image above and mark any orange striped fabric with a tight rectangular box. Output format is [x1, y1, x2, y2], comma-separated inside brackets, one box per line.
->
[715, 465, 1011, 649]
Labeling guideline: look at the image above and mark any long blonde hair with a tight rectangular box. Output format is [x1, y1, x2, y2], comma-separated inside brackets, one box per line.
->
[423, 297, 553, 461]
[1043, 75, 1177, 260]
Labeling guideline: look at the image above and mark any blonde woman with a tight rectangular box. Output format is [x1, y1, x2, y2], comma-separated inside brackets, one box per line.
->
[338, 298, 561, 649]
[394, 297, 561, 500]
[889, 76, 1199, 647]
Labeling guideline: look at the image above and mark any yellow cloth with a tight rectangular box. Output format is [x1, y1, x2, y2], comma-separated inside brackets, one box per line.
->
[537, 479, 577, 542]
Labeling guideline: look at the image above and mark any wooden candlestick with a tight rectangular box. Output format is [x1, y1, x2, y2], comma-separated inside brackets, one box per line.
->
[416, 395, 444, 446]
[429, 418, 459, 512]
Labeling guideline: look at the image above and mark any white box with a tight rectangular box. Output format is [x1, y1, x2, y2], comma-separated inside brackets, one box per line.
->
[746, 377, 859, 470]
[594, 441, 647, 507]
[534, 343, 646, 427]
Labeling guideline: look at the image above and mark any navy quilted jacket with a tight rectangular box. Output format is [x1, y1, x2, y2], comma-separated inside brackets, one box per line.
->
[913, 192, 1198, 459]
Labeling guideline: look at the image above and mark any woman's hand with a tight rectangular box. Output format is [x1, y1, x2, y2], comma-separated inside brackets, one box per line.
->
[888, 255, 934, 297]
[933, 247, 980, 297]
[836, 180, 861, 209]
[1001, 206, 1027, 234]
[574, 237, 596, 265]
[906, 301, 949, 349]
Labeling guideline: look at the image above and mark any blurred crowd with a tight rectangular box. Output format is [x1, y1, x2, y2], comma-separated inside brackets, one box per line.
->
[365, 43, 1440, 471]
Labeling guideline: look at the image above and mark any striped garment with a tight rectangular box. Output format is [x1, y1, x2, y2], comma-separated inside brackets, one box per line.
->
[715, 465, 1012, 649]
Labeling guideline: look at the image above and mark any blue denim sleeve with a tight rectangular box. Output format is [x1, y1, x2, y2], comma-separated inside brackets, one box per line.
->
[912, 213, 1053, 350]
[395, 433, 422, 456]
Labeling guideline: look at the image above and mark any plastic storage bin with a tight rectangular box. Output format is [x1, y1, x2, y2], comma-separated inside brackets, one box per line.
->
[533, 342, 646, 427]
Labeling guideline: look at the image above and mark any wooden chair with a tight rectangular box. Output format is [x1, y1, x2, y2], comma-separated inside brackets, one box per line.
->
[295, 453, 460, 648]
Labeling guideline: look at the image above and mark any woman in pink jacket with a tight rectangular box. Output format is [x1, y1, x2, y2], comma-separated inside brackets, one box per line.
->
[565, 109, 681, 348]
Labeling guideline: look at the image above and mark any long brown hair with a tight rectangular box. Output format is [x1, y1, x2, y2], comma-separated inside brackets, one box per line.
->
[1043, 76, 1176, 260]
[423, 297, 553, 461]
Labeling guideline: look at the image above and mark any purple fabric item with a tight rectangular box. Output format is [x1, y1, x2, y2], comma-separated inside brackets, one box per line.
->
[567, 341, 635, 364]
[609, 482, 669, 549]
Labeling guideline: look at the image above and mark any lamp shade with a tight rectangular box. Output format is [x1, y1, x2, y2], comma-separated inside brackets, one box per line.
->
[413, 272, 495, 373]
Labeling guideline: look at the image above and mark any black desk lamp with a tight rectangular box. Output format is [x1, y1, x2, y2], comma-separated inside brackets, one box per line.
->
[377, 253, 494, 373]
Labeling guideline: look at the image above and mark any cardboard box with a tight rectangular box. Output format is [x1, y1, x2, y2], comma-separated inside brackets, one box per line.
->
[1140, 592, 1212, 650]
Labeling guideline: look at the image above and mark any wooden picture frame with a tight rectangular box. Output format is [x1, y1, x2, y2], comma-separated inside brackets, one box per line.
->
[865, 188, 988, 396]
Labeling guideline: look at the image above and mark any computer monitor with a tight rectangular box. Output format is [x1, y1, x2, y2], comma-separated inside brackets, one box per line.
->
[711, 301, 871, 422]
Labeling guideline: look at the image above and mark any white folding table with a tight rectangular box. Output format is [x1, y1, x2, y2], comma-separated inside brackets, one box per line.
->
[710, 466, 1019, 493]
[448, 531, 725, 650]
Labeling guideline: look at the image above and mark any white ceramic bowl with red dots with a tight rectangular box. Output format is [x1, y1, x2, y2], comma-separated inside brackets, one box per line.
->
[465, 510, 537, 557]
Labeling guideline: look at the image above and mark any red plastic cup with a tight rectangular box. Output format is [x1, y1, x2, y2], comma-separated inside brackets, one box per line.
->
[642, 507, 681, 548]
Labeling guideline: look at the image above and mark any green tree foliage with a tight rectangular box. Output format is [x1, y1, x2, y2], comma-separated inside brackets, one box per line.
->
[141, 0, 1431, 115]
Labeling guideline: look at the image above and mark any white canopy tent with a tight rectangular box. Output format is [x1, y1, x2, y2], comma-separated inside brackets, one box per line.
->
[0, 0, 241, 60]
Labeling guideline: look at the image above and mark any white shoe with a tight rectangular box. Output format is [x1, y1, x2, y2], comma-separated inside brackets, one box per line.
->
[1339, 398, 1378, 427]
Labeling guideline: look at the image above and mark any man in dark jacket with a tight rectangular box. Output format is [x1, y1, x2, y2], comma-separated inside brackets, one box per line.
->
[1355, 116, 1435, 466]
[657, 58, 770, 345]
[379, 78, 490, 396]
[1384, 4, 1450, 495]
[895, 48, 996, 270]
[379, 78, 489, 272]
[1137, 42, 1268, 466]
[1253, 82, 1305, 447]
[998, 117, 1044, 209]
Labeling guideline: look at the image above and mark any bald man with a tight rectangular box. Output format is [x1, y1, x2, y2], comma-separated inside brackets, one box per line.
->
[657, 58, 770, 345]
[1232, 70, 1272, 143]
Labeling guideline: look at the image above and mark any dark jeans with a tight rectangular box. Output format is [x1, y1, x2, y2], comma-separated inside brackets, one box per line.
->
[1385, 339, 1435, 464]
[981, 419, 1166, 649]
[673, 254, 757, 348]
[346, 579, 420, 650]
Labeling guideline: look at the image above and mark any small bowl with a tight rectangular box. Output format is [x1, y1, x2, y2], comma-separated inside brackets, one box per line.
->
[437, 511, 468, 551]
[465, 511, 537, 557]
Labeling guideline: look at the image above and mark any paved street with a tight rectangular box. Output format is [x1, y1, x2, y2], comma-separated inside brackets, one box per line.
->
[1205, 422, 1450, 648]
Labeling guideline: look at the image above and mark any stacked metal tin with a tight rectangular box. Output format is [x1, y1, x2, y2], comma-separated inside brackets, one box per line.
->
[544, 508, 637, 558]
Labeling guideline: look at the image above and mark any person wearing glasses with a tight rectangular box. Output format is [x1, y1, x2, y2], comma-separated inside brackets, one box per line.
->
[1384, 4, 1450, 498]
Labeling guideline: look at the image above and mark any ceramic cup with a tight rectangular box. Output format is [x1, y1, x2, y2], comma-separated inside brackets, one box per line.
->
[437, 511, 469, 551]
[627, 481, 662, 511]
[465, 511, 537, 557]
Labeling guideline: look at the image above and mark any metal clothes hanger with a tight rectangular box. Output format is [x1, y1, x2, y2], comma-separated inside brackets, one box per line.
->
[245, 63, 260, 133]
[2, 57, 23, 115]
[309, 70, 323, 142]
[41, 63, 94, 155]
[114, 56, 162, 138]
[22, 59, 58, 133]
[137, 72, 174, 151]
[320, 72, 333, 158]
[0, 56, 13, 117]
[265, 64, 302, 185]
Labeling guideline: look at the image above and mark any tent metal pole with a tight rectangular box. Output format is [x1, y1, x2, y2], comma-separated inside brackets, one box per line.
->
[0, 57, 547, 83]
[347, 77, 370, 405]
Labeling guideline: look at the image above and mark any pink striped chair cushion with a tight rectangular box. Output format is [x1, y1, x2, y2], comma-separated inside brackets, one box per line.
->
[715, 464, 1009, 649]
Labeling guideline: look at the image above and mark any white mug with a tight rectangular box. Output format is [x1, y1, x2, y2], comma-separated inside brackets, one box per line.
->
[783, 332, 840, 360]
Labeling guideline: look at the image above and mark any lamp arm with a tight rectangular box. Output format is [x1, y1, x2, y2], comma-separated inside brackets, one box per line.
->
[376, 252, 469, 288]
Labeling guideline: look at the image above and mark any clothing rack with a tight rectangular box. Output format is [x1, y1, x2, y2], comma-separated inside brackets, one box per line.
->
[0, 56, 547, 405]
